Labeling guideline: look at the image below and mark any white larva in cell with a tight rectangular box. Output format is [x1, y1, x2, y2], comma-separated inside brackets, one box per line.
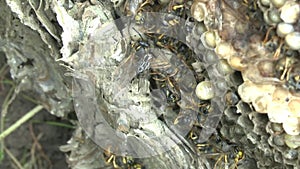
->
[261, 0, 271, 7]
[285, 32, 300, 50]
[268, 9, 282, 23]
[195, 81, 215, 100]
[282, 117, 300, 135]
[288, 99, 300, 118]
[270, 0, 286, 8]
[191, 1, 207, 22]
[228, 55, 247, 71]
[276, 22, 294, 37]
[216, 59, 234, 75]
[284, 134, 300, 149]
[215, 42, 234, 59]
[204, 50, 218, 64]
[280, 1, 300, 24]
[194, 22, 207, 35]
[201, 31, 219, 49]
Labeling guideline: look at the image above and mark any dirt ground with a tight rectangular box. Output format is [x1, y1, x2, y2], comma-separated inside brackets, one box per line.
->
[0, 57, 73, 169]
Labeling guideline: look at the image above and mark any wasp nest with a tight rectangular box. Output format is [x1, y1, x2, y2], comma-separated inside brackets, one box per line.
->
[192, 0, 300, 137]
[191, 0, 300, 168]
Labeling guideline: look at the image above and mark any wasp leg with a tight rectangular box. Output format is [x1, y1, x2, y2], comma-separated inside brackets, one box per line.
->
[273, 39, 284, 59]
[263, 26, 275, 44]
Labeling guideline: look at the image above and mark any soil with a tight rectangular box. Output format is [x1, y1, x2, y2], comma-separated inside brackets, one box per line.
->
[0, 57, 73, 169]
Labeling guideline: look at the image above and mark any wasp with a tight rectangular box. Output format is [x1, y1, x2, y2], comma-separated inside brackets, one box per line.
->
[129, 27, 151, 51]
[286, 63, 300, 91]
[103, 147, 120, 168]
[262, 27, 285, 59]
[188, 130, 245, 169]
[167, 0, 187, 17]
[132, 39, 150, 51]
[103, 148, 144, 169]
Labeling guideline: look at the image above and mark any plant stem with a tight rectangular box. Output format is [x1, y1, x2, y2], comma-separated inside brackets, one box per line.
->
[0, 105, 44, 141]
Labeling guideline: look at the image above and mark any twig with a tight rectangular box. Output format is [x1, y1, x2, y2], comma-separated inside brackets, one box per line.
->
[29, 123, 52, 168]
[0, 64, 9, 91]
[31, 120, 76, 129]
[0, 85, 16, 162]
[3, 146, 24, 169]
[0, 105, 44, 141]
[20, 94, 39, 105]
[1, 86, 16, 117]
